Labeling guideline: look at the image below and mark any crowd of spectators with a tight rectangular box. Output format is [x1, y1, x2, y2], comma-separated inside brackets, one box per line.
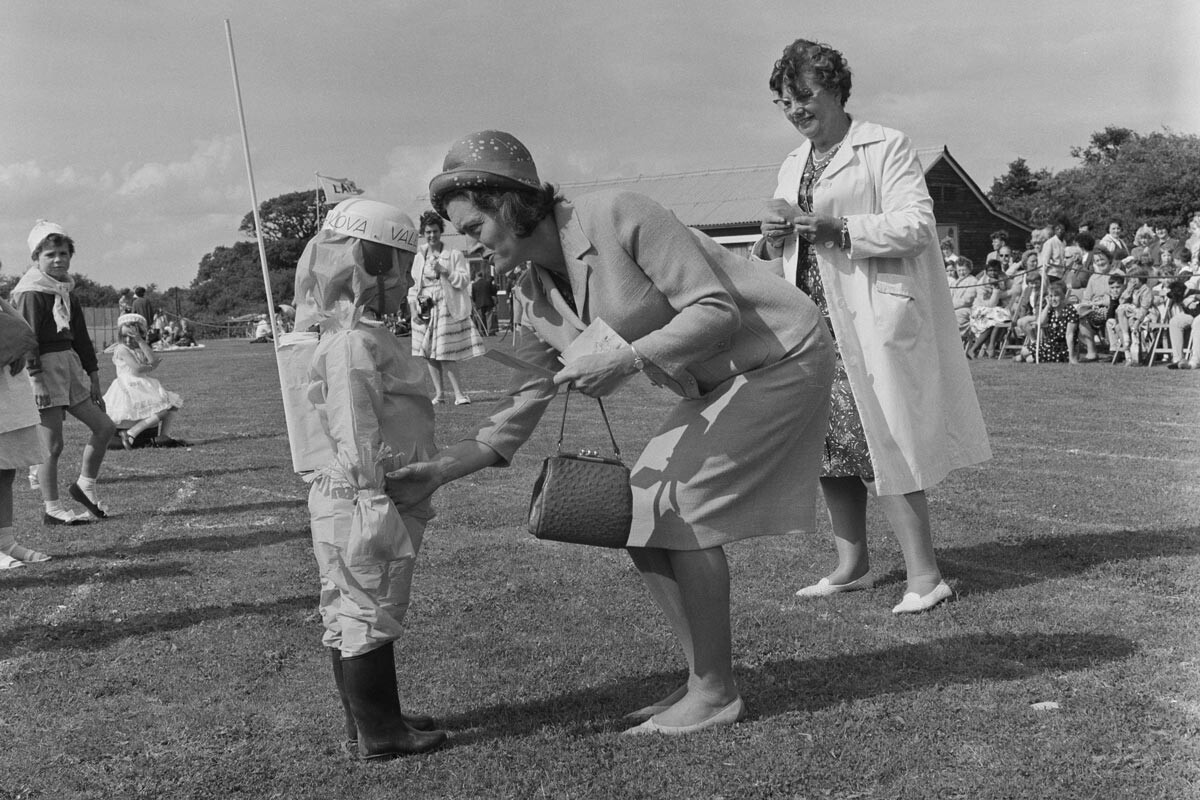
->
[943, 214, 1200, 368]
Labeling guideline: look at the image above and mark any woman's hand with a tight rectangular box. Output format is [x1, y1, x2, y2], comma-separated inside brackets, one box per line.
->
[760, 215, 794, 256]
[553, 348, 637, 398]
[385, 461, 445, 511]
[793, 214, 843, 249]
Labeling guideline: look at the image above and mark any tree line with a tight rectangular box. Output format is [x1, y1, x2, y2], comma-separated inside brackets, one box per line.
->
[4, 126, 1197, 326]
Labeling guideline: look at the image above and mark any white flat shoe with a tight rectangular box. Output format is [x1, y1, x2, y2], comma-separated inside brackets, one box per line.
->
[892, 581, 953, 614]
[0, 553, 25, 570]
[622, 697, 746, 736]
[623, 685, 688, 721]
[795, 571, 875, 597]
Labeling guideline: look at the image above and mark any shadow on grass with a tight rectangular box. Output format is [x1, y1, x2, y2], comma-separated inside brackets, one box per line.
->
[0, 594, 314, 657]
[0, 560, 191, 591]
[432, 630, 1135, 746]
[941, 526, 1200, 595]
[101, 464, 286, 484]
[154, 500, 305, 518]
[63, 526, 311, 560]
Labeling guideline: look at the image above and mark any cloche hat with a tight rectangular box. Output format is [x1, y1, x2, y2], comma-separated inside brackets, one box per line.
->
[428, 130, 541, 219]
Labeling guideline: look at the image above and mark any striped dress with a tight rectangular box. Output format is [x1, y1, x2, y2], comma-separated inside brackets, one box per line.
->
[410, 247, 484, 362]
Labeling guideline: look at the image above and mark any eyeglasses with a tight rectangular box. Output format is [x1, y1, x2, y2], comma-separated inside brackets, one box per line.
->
[772, 92, 813, 113]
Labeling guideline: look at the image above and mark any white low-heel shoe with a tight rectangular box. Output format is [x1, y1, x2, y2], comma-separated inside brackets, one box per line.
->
[891, 581, 953, 614]
[622, 697, 746, 736]
[795, 571, 875, 598]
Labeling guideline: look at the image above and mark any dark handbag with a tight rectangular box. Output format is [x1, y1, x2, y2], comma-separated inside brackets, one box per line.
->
[527, 386, 632, 548]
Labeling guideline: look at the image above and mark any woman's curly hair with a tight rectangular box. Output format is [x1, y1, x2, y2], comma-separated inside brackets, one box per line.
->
[769, 39, 852, 105]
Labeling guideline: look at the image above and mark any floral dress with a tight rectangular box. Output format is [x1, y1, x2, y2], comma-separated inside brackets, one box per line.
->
[795, 150, 874, 480]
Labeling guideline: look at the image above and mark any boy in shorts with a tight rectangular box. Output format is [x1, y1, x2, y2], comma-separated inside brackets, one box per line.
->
[12, 221, 117, 524]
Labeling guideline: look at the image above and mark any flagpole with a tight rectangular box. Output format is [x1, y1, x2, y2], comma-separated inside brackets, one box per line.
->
[314, 172, 322, 231]
[224, 19, 279, 350]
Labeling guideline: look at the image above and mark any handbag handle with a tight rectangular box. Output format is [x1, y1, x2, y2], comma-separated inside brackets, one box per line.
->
[556, 385, 622, 458]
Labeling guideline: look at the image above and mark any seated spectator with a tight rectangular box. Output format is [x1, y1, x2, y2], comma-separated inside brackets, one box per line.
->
[1128, 225, 1160, 267]
[1075, 249, 1120, 361]
[966, 259, 1014, 357]
[249, 314, 273, 343]
[1113, 267, 1154, 364]
[174, 319, 197, 347]
[1009, 248, 1039, 279]
[1098, 219, 1130, 263]
[985, 230, 1009, 264]
[1039, 220, 1068, 276]
[1167, 280, 1200, 370]
[941, 237, 959, 283]
[949, 257, 985, 334]
[1023, 281, 1078, 364]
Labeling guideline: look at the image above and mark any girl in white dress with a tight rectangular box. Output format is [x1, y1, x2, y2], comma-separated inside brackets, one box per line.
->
[0, 297, 51, 567]
[103, 313, 185, 448]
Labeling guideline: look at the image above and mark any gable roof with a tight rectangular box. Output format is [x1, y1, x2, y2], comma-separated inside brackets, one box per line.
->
[418, 146, 1030, 251]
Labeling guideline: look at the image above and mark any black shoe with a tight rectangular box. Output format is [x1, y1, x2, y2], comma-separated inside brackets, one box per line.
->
[43, 510, 88, 526]
[340, 643, 447, 759]
[69, 482, 108, 519]
[152, 435, 188, 448]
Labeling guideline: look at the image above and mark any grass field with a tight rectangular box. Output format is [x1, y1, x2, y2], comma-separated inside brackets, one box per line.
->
[2, 337, 1198, 800]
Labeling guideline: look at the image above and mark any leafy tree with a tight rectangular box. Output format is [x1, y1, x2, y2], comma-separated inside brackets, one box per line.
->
[239, 190, 321, 243]
[1070, 126, 1137, 166]
[69, 273, 122, 307]
[188, 241, 293, 320]
[988, 128, 1200, 238]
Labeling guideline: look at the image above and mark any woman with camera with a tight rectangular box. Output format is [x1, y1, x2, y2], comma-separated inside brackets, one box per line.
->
[409, 211, 483, 405]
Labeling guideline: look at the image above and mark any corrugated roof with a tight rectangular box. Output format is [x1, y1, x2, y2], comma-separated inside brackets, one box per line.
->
[411, 145, 1027, 249]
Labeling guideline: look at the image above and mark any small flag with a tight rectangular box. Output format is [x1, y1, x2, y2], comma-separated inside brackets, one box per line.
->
[316, 173, 364, 201]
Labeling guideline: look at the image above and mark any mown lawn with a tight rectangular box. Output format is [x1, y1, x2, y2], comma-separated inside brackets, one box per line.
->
[2, 337, 1198, 800]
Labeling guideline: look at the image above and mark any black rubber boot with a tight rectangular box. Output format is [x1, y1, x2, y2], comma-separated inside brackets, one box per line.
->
[330, 647, 437, 746]
[340, 643, 446, 760]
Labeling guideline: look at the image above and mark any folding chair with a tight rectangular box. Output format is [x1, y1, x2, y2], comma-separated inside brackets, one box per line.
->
[1141, 321, 1173, 366]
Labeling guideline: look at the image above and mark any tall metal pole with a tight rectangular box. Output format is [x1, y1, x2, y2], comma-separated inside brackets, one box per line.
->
[224, 19, 279, 349]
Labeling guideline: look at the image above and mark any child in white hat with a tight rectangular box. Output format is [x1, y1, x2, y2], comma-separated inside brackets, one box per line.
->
[10, 221, 117, 523]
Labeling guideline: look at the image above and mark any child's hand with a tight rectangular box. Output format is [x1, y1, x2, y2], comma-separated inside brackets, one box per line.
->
[31, 376, 51, 408]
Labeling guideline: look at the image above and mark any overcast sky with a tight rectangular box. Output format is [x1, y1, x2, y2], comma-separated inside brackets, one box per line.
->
[2, 0, 1196, 292]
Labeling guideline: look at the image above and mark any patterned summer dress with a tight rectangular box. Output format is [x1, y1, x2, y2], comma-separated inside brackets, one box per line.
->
[795, 147, 874, 480]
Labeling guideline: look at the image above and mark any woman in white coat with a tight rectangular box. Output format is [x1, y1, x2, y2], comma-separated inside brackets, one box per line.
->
[758, 38, 991, 613]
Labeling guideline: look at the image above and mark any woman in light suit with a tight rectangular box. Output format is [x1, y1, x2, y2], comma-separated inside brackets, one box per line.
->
[759, 39, 991, 613]
[387, 130, 834, 735]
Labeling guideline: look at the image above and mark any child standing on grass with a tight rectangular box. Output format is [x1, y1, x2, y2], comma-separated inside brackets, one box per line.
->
[0, 296, 51, 568]
[290, 199, 445, 760]
[102, 313, 186, 449]
[11, 221, 117, 524]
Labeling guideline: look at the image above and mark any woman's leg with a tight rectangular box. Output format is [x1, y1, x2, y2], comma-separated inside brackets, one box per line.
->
[877, 489, 942, 596]
[36, 408, 66, 502]
[1078, 319, 1099, 358]
[628, 547, 693, 704]
[156, 409, 175, 437]
[0, 469, 48, 564]
[818, 476, 870, 584]
[632, 546, 738, 727]
[424, 360, 443, 401]
[1169, 314, 1193, 363]
[442, 362, 468, 402]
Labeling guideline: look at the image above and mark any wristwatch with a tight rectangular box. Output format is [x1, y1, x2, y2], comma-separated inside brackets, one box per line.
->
[630, 345, 645, 371]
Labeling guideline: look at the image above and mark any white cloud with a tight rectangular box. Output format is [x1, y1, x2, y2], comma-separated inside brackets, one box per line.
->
[117, 136, 238, 196]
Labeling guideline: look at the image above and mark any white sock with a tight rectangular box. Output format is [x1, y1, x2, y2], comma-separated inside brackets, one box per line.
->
[46, 499, 65, 514]
[77, 475, 98, 495]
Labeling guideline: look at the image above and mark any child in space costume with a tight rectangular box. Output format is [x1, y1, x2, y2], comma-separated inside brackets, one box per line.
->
[289, 198, 446, 759]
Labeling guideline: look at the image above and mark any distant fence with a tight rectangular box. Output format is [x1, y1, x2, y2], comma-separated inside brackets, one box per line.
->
[82, 307, 252, 348]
